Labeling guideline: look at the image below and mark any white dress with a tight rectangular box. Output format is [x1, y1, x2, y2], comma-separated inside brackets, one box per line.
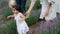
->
[14, 13, 29, 34]
[39, 0, 49, 19]
[40, 0, 57, 20]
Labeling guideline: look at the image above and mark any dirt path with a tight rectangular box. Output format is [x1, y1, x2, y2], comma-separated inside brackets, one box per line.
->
[0, 6, 9, 27]
[28, 22, 40, 34]
[0, 6, 9, 14]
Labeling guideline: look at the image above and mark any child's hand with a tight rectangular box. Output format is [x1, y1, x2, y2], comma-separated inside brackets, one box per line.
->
[25, 11, 31, 18]
[7, 15, 14, 19]
[7, 15, 12, 19]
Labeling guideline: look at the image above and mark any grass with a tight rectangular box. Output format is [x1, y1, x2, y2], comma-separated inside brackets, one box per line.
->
[57, 21, 60, 34]
[26, 0, 41, 10]
[26, 13, 38, 26]
[6, 19, 18, 34]
[3, 8, 13, 21]
[0, 28, 3, 34]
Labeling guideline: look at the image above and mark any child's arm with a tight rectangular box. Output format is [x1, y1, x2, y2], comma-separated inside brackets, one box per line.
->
[19, 13, 26, 21]
[7, 15, 14, 19]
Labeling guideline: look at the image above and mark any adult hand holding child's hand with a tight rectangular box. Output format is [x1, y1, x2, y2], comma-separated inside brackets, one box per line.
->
[25, 11, 31, 19]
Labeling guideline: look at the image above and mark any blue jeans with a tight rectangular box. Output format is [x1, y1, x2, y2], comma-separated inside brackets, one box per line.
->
[16, 0, 27, 13]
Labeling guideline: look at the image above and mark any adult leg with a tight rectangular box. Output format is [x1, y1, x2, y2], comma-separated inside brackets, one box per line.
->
[16, 0, 27, 13]
[21, 0, 27, 13]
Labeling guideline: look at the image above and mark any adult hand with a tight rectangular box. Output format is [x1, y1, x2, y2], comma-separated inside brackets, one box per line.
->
[25, 0, 36, 18]
[25, 11, 31, 19]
